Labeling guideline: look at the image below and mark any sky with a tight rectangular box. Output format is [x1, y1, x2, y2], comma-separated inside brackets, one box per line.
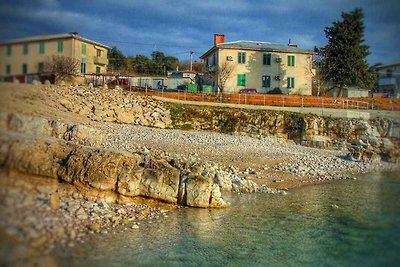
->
[1, 0, 399, 65]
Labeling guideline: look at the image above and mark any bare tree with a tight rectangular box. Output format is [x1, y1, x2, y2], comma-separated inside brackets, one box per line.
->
[206, 61, 234, 94]
[44, 55, 80, 83]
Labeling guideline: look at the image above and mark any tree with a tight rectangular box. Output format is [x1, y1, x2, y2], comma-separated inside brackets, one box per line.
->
[316, 8, 377, 94]
[206, 61, 234, 94]
[108, 46, 125, 72]
[43, 55, 79, 83]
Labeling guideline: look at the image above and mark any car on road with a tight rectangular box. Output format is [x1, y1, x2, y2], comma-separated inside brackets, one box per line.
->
[239, 88, 258, 94]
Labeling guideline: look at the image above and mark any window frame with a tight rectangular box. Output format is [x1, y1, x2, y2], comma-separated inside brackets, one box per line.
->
[57, 40, 63, 53]
[23, 44, 28, 55]
[237, 74, 246, 86]
[6, 64, 11, 75]
[81, 43, 87, 55]
[22, 63, 28, 74]
[287, 77, 295, 89]
[39, 42, 45, 54]
[287, 55, 295, 67]
[263, 53, 271, 65]
[238, 52, 246, 64]
[262, 75, 271, 88]
[80, 58, 86, 74]
[96, 66, 101, 74]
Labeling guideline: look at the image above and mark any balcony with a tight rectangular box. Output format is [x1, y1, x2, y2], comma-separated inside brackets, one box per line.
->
[93, 56, 109, 65]
[378, 77, 397, 86]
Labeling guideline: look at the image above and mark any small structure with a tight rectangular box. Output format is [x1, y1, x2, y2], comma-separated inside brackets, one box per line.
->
[326, 86, 370, 98]
[374, 61, 400, 98]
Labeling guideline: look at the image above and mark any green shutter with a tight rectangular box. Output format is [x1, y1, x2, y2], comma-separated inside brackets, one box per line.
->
[6, 64, 11, 75]
[267, 54, 271, 65]
[237, 74, 246, 86]
[23, 44, 28, 55]
[39, 42, 45, 54]
[288, 55, 295, 66]
[58, 40, 63, 52]
[22, 63, 28, 74]
[292, 77, 295, 88]
[96, 66, 101, 73]
[82, 43, 87, 55]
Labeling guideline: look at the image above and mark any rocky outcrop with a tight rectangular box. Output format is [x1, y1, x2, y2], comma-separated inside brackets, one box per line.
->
[53, 85, 172, 128]
[168, 104, 399, 163]
[0, 132, 228, 208]
[0, 112, 103, 147]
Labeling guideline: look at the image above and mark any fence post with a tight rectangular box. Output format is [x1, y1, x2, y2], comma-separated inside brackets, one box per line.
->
[264, 95, 266, 106]
[245, 94, 247, 105]
[282, 96, 285, 107]
[356, 101, 358, 110]
[301, 97, 304, 108]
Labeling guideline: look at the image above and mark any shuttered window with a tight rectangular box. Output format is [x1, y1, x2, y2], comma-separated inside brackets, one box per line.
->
[6, 64, 11, 75]
[237, 74, 246, 86]
[263, 53, 271, 65]
[96, 66, 101, 73]
[57, 40, 63, 53]
[288, 55, 295, 67]
[81, 43, 87, 55]
[81, 58, 86, 74]
[262, 75, 271, 88]
[23, 44, 28, 55]
[238, 52, 246, 64]
[22, 63, 28, 74]
[287, 77, 295, 88]
[39, 42, 45, 54]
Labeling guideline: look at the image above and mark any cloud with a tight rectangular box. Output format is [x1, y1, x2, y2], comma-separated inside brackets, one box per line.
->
[0, 0, 398, 63]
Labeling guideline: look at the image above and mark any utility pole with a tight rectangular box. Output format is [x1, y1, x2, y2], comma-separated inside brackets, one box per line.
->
[190, 51, 194, 71]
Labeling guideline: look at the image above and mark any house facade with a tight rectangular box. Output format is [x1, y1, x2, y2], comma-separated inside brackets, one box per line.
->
[200, 34, 314, 95]
[0, 32, 109, 83]
[374, 61, 400, 97]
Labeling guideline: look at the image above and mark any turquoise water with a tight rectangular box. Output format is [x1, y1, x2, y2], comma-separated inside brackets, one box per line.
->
[57, 172, 400, 266]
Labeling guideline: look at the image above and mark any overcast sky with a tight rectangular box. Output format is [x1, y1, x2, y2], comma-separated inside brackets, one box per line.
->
[1, 0, 399, 64]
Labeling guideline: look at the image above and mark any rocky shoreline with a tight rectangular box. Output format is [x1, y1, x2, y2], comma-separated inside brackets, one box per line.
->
[0, 82, 399, 265]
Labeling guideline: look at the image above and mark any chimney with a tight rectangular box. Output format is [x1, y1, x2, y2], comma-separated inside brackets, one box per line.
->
[214, 34, 225, 45]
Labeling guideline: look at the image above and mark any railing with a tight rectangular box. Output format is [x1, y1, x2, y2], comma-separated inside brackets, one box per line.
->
[129, 88, 400, 111]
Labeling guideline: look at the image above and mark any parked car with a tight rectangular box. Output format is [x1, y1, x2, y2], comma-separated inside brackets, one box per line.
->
[239, 88, 258, 94]
[108, 78, 130, 89]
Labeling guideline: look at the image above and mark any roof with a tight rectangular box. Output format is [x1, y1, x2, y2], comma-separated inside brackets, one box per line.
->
[0, 32, 110, 49]
[374, 60, 400, 70]
[200, 40, 314, 59]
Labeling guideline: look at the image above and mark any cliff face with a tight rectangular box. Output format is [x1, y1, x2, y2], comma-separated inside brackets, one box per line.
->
[168, 104, 399, 163]
[0, 112, 228, 208]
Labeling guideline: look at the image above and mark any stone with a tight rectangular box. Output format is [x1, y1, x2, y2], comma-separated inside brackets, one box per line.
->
[88, 222, 100, 232]
[49, 192, 61, 209]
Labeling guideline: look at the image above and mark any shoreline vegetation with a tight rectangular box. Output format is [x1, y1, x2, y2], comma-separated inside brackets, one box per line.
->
[0, 82, 399, 265]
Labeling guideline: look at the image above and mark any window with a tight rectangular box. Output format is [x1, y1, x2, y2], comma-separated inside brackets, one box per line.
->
[212, 53, 216, 65]
[237, 74, 246, 86]
[57, 40, 63, 53]
[288, 55, 295, 67]
[38, 62, 44, 73]
[96, 49, 101, 57]
[386, 69, 393, 78]
[96, 66, 101, 74]
[39, 42, 45, 54]
[23, 44, 28, 55]
[287, 77, 295, 88]
[81, 58, 86, 74]
[263, 53, 271, 65]
[6, 64, 11, 75]
[7, 45, 11, 56]
[81, 43, 87, 55]
[238, 52, 246, 64]
[22, 63, 28, 74]
[262, 75, 271, 88]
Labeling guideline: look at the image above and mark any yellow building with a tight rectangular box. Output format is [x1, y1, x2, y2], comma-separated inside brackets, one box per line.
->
[0, 32, 109, 83]
[200, 34, 315, 95]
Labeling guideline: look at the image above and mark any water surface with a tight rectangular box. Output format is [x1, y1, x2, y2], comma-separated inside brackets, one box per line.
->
[57, 172, 400, 266]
